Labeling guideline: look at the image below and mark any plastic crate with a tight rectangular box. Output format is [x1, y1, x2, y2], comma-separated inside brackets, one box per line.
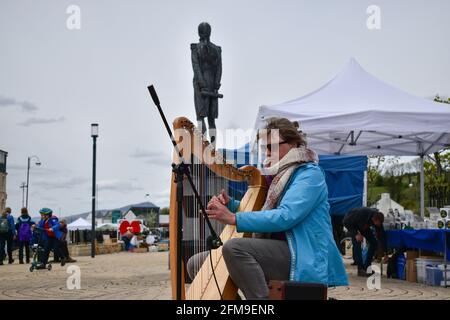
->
[426, 266, 442, 286]
[438, 264, 450, 287]
[426, 265, 450, 286]
[415, 258, 442, 284]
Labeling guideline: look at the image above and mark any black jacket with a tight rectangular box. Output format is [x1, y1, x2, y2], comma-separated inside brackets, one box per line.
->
[343, 207, 387, 251]
[343, 207, 377, 237]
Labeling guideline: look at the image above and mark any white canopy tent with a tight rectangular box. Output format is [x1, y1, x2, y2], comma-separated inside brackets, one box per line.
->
[96, 223, 118, 231]
[67, 217, 91, 231]
[254, 58, 450, 216]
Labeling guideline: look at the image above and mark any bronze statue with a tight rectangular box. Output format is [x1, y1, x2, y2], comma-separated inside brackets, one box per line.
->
[191, 22, 222, 146]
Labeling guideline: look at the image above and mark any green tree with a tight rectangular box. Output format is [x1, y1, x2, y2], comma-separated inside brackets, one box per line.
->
[160, 207, 170, 215]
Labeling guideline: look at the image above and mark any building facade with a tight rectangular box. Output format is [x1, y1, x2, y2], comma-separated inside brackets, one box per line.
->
[0, 150, 7, 212]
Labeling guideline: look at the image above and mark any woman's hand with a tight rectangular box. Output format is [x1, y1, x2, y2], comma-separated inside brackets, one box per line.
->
[217, 189, 230, 205]
[208, 189, 230, 208]
[206, 198, 236, 225]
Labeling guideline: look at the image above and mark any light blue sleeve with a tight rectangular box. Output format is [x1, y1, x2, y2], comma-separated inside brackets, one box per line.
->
[227, 198, 241, 213]
[236, 167, 326, 233]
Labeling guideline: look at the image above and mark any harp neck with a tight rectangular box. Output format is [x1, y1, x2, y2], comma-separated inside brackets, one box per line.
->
[172, 117, 265, 186]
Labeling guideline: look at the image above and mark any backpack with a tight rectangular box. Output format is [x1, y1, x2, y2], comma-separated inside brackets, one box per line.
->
[18, 221, 32, 241]
[0, 217, 9, 234]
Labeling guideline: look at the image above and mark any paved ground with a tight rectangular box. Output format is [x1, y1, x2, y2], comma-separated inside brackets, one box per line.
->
[0, 251, 172, 300]
[0, 252, 449, 300]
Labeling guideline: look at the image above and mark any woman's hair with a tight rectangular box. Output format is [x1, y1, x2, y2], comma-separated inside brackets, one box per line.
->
[264, 117, 306, 147]
[21, 207, 28, 214]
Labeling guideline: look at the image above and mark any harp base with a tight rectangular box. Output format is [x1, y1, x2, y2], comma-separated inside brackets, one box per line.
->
[268, 280, 328, 300]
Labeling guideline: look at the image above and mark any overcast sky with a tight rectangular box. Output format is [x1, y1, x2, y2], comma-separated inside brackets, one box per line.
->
[1, 0, 449, 217]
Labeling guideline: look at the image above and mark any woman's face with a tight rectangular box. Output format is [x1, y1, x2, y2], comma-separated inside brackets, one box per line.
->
[264, 134, 296, 164]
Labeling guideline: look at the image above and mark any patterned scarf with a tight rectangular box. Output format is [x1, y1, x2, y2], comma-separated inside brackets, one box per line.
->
[262, 146, 319, 211]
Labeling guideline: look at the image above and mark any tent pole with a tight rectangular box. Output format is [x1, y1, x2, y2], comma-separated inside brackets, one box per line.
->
[363, 168, 368, 207]
[420, 155, 425, 218]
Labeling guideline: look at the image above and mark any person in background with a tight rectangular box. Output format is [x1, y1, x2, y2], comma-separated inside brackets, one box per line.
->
[15, 207, 35, 264]
[121, 227, 134, 251]
[0, 210, 11, 265]
[343, 207, 388, 277]
[2, 207, 16, 264]
[58, 220, 76, 263]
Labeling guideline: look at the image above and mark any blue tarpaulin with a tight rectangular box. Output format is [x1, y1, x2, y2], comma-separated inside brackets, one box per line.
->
[386, 229, 450, 257]
[319, 154, 367, 216]
[220, 145, 367, 216]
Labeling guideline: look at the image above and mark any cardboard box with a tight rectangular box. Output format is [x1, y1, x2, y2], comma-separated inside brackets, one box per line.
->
[131, 247, 148, 253]
[158, 243, 169, 252]
[406, 250, 419, 260]
[406, 259, 417, 282]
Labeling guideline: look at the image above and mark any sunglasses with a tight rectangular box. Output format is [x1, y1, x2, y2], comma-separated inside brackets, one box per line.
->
[265, 141, 289, 152]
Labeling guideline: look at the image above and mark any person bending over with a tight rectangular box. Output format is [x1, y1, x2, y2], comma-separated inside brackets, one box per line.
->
[343, 207, 388, 277]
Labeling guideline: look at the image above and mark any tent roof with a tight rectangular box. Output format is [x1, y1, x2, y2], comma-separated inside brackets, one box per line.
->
[255, 58, 450, 156]
[67, 217, 91, 231]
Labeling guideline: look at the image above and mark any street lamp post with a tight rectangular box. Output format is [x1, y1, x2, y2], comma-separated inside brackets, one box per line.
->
[20, 182, 26, 207]
[91, 123, 99, 258]
[26, 156, 41, 209]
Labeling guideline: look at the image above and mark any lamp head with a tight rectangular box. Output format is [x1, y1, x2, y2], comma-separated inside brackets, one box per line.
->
[91, 123, 99, 138]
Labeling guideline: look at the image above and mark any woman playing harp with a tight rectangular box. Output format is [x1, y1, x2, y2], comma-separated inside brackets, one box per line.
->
[189, 117, 348, 299]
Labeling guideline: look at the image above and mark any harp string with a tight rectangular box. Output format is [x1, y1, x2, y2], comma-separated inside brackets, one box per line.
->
[180, 124, 248, 298]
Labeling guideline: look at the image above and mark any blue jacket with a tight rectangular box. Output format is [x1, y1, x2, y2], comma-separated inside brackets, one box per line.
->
[37, 216, 62, 240]
[231, 163, 348, 287]
[6, 214, 16, 235]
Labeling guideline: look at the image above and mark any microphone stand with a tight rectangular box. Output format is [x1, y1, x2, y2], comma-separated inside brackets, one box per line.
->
[147, 85, 223, 300]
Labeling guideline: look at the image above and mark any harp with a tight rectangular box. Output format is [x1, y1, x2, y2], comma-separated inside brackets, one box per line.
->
[169, 117, 268, 300]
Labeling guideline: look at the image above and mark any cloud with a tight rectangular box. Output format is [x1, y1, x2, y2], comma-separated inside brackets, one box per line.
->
[34, 176, 90, 189]
[6, 164, 59, 175]
[130, 149, 171, 167]
[97, 179, 143, 192]
[150, 189, 171, 207]
[0, 95, 38, 112]
[18, 116, 66, 127]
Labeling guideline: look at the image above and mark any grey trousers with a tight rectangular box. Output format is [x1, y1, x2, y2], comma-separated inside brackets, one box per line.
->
[187, 238, 290, 299]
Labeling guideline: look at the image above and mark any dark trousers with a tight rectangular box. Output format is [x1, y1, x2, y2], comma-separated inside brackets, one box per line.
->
[0, 234, 6, 263]
[52, 240, 69, 261]
[19, 241, 31, 262]
[352, 229, 378, 270]
[122, 236, 131, 251]
[42, 237, 65, 264]
[6, 232, 14, 262]
[61, 240, 70, 258]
